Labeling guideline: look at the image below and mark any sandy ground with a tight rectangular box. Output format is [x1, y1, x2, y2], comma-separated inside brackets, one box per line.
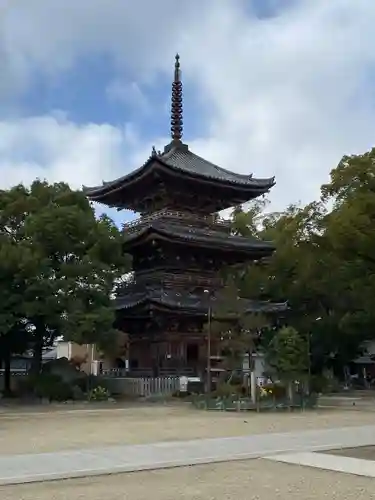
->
[1, 460, 374, 500]
[327, 446, 375, 461]
[0, 404, 375, 455]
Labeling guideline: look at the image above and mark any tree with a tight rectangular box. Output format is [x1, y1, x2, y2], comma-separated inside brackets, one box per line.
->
[265, 326, 308, 400]
[204, 278, 268, 399]
[0, 180, 130, 378]
[0, 233, 36, 393]
[231, 194, 373, 377]
[231, 198, 268, 237]
[225, 148, 375, 383]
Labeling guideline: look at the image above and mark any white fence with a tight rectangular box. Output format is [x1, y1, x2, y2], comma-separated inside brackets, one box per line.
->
[100, 376, 180, 397]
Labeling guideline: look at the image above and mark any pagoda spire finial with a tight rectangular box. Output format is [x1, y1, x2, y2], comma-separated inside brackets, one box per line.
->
[170, 53, 183, 142]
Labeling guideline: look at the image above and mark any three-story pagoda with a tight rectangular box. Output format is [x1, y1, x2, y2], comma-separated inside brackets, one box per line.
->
[84, 55, 286, 377]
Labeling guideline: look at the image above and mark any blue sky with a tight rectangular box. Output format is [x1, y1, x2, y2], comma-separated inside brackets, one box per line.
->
[1, 0, 375, 226]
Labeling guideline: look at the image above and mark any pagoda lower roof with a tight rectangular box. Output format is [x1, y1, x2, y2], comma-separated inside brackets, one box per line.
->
[83, 141, 275, 210]
[114, 286, 287, 317]
[124, 220, 274, 255]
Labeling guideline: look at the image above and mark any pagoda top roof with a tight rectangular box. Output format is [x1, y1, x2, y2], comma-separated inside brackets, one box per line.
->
[84, 140, 275, 201]
[160, 142, 274, 187]
[114, 285, 287, 317]
[83, 55, 275, 211]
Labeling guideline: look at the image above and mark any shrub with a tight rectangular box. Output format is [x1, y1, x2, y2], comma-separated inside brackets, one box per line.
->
[310, 375, 327, 394]
[51, 381, 73, 402]
[259, 383, 286, 400]
[172, 390, 191, 398]
[73, 374, 108, 395]
[187, 380, 204, 394]
[310, 374, 340, 394]
[212, 383, 243, 398]
[24, 373, 73, 401]
[71, 384, 85, 401]
[88, 386, 110, 401]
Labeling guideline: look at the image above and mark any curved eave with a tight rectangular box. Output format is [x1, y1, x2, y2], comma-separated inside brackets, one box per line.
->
[114, 294, 288, 316]
[158, 158, 275, 192]
[83, 155, 275, 205]
[123, 226, 275, 255]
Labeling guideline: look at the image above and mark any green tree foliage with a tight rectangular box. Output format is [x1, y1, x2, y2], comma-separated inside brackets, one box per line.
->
[230, 147, 375, 377]
[0, 180, 130, 377]
[265, 326, 308, 380]
[205, 279, 267, 373]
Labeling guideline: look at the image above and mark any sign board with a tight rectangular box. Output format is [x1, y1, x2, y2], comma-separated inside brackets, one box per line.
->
[179, 376, 188, 392]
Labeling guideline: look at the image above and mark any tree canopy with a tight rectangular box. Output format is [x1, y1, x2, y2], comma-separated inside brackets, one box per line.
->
[0, 180, 130, 383]
[230, 147, 375, 376]
[265, 326, 308, 380]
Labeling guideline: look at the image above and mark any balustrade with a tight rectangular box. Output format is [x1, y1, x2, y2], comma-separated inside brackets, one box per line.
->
[123, 208, 231, 234]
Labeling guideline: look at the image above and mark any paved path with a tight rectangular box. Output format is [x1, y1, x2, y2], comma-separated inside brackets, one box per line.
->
[266, 451, 375, 477]
[1, 425, 375, 485]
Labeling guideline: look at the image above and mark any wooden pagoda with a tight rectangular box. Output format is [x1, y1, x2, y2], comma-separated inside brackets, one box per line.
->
[84, 55, 286, 377]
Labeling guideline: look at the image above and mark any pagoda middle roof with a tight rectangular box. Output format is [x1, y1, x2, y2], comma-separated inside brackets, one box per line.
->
[83, 141, 275, 200]
[114, 285, 287, 317]
[124, 220, 274, 255]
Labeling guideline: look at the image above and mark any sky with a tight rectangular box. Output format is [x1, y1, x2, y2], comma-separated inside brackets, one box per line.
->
[1, 0, 375, 225]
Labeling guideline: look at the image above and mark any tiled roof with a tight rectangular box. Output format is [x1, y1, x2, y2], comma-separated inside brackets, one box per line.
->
[114, 285, 287, 316]
[124, 220, 275, 253]
[84, 142, 275, 197]
[160, 144, 275, 187]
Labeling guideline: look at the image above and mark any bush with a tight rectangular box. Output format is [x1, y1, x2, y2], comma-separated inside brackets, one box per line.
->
[259, 383, 286, 400]
[50, 381, 73, 402]
[71, 384, 85, 401]
[212, 383, 243, 398]
[88, 386, 110, 401]
[187, 380, 204, 394]
[21, 373, 73, 401]
[227, 372, 243, 386]
[310, 374, 340, 394]
[172, 390, 191, 398]
[310, 375, 327, 394]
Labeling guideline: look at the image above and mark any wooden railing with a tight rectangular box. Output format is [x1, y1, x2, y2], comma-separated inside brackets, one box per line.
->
[115, 271, 224, 293]
[123, 209, 231, 234]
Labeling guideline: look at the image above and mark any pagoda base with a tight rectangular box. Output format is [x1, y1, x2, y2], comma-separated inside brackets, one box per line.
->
[127, 333, 214, 379]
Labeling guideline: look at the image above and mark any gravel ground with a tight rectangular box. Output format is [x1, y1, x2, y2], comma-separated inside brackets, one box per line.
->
[1, 460, 374, 500]
[1, 406, 375, 455]
[326, 446, 375, 461]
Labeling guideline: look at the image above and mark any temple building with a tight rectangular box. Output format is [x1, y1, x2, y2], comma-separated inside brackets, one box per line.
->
[84, 55, 286, 377]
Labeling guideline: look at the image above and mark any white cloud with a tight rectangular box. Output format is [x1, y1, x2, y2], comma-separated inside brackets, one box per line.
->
[0, 115, 143, 188]
[1, 0, 375, 212]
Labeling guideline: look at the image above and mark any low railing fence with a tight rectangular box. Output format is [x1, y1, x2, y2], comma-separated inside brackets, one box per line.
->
[102, 367, 196, 378]
[0, 369, 28, 376]
[123, 209, 231, 234]
[99, 375, 180, 397]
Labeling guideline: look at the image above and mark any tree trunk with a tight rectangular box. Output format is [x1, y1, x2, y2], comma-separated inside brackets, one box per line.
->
[287, 381, 294, 407]
[30, 332, 43, 375]
[3, 350, 11, 396]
